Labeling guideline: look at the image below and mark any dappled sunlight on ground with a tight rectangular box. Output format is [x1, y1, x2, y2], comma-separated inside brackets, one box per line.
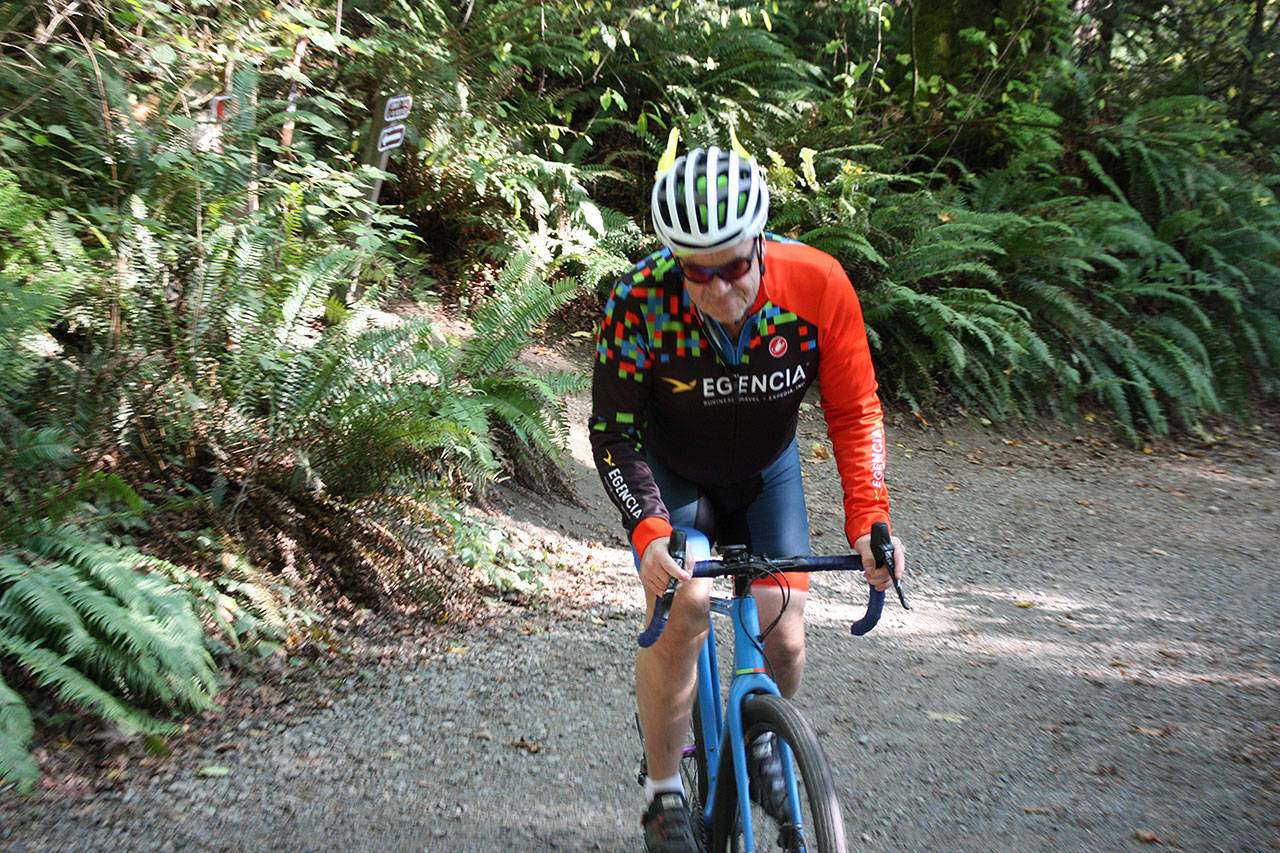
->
[809, 579, 1279, 687]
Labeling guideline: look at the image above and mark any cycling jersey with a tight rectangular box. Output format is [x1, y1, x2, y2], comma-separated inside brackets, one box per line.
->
[590, 237, 890, 560]
[644, 439, 813, 590]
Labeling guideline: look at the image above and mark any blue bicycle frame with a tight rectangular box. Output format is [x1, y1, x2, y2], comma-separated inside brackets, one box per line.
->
[683, 529, 814, 851]
[637, 523, 898, 849]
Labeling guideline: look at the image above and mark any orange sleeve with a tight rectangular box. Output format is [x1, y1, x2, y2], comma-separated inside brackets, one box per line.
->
[630, 516, 674, 561]
[812, 255, 891, 545]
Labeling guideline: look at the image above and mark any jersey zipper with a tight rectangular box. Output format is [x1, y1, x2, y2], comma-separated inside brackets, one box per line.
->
[696, 304, 756, 484]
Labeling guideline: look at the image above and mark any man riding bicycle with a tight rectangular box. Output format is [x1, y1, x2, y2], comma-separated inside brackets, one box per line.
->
[589, 129, 906, 852]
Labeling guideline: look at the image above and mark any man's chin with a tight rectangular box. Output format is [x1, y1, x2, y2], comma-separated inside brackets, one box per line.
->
[703, 306, 748, 326]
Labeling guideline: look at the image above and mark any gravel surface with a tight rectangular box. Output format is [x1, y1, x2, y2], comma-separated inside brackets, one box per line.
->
[2, 365, 1277, 852]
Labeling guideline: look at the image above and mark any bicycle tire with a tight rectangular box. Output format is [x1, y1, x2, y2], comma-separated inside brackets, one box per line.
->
[681, 693, 711, 845]
[708, 694, 848, 853]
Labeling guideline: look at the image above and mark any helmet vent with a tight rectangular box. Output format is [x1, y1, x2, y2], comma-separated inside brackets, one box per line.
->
[651, 143, 769, 255]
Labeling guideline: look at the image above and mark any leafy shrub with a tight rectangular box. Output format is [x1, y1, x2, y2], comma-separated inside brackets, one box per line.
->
[0, 27, 590, 786]
[762, 123, 1278, 440]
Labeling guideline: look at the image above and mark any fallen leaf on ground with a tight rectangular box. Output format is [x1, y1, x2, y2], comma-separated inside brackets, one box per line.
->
[925, 711, 970, 724]
[1022, 806, 1052, 815]
[197, 765, 231, 778]
[511, 738, 544, 753]
[1014, 601, 1036, 608]
[811, 441, 831, 459]
[1134, 830, 1164, 844]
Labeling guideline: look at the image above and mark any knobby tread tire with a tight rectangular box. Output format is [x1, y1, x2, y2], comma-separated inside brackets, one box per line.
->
[708, 693, 848, 853]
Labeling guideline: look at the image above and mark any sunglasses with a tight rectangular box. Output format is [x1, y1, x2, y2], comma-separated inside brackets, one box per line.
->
[677, 241, 759, 284]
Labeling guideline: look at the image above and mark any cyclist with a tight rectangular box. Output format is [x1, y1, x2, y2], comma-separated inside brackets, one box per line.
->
[590, 129, 906, 852]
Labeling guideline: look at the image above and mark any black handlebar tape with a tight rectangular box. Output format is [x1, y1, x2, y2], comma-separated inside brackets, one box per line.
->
[849, 585, 886, 635]
[637, 529, 686, 648]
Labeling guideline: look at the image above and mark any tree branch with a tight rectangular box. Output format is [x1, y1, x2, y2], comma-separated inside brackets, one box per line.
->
[34, 0, 80, 44]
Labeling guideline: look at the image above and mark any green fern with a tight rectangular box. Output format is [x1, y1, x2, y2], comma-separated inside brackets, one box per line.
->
[0, 673, 39, 791]
[0, 173, 92, 406]
[0, 531, 219, 791]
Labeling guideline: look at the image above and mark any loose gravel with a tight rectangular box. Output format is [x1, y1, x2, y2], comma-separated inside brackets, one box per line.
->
[2, 382, 1277, 852]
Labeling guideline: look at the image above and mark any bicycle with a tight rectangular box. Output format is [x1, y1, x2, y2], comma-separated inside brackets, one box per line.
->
[636, 521, 907, 853]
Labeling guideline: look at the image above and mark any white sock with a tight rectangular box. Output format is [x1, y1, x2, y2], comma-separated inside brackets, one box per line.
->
[644, 773, 684, 804]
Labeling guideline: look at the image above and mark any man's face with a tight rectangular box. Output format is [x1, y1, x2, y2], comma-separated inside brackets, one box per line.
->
[679, 237, 763, 330]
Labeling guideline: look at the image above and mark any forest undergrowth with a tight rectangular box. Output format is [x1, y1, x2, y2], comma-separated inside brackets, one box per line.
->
[0, 0, 1276, 792]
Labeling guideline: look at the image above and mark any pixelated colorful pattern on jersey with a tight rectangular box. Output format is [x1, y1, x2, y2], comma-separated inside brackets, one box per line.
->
[597, 248, 713, 379]
[742, 306, 818, 366]
[589, 233, 891, 554]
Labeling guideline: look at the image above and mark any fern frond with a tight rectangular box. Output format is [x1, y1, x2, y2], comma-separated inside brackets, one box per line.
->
[0, 633, 164, 736]
[456, 254, 579, 380]
[799, 226, 887, 268]
[0, 674, 39, 792]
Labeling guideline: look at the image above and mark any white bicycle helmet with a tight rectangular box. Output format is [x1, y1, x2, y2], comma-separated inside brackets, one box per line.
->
[650, 128, 769, 256]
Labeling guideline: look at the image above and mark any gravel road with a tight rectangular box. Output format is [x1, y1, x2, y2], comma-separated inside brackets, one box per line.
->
[2, 377, 1277, 852]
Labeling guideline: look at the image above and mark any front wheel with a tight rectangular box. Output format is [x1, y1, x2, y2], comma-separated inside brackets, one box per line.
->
[708, 694, 847, 853]
[681, 693, 710, 847]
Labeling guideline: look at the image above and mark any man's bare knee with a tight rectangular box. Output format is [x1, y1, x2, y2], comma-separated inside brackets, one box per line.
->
[644, 580, 710, 660]
[765, 622, 805, 658]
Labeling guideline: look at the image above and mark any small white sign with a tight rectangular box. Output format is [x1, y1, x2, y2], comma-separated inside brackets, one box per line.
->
[377, 123, 406, 152]
[384, 94, 413, 123]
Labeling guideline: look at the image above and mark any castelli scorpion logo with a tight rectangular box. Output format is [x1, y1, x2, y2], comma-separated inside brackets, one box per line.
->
[768, 336, 788, 358]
